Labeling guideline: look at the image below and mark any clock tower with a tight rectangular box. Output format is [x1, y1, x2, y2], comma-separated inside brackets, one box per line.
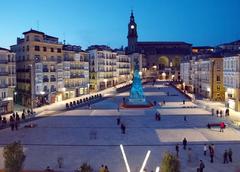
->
[127, 10, 138, 53]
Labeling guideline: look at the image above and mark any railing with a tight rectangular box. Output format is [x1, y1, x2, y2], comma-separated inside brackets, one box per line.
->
[50, 78, 56, 82]
[43, 78, 49, 82]
[43, 68, 49, 72]
[0, 72, 8, 76]
[0, 60, 8, 64]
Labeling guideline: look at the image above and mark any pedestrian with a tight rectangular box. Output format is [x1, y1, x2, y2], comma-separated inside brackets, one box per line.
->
[15, 114, 20, 130]
[157, 112, 161, 121]
[183, 100, 185, 105]
[203, 144, 207, 156]
[216, 110, 219, 117]
[154, 101, 157, 106]
[117, 117, 120, 125]
[220, 110, 223, 118]
[210, 146, 214, 163]
[9, 116, 15, 131]
[99, 165, 105, 172]
[21, 112, 26, 120]
[175, 144, 179, 157]
[188, 147, 192, 162]
[220, 122, 225, 132]
[211, 108, 214, 116]
[12, 112, 16, 119]
[117, 106, 120, 112]
[184, 115, 187, 121]
[163, 100, 166, 105]
[225, 108, 229, 116]
[223, 150, 228, 164]
[228, 148, 232, 163]
[104, 165, 109, 172]
[199, 160, 205, 172]
[183, 138, 187, 150]
[121, 123, 126, 134]
[88, 103, 91, 109]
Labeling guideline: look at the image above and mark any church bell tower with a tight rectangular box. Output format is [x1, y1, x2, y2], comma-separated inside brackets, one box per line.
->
[127, 10, 138, 53]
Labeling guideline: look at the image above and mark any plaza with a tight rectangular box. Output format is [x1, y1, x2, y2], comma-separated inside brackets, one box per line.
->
[0, 81, 240, 172]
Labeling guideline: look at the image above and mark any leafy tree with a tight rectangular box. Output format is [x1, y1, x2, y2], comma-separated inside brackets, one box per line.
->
[3, 142, 25, 172]
[80, 163, 93, 172]
[160, 152, 180, 172]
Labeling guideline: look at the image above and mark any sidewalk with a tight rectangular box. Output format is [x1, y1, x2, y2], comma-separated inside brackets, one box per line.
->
[182, 90, 240, 128]
[1, 82, 129, 120]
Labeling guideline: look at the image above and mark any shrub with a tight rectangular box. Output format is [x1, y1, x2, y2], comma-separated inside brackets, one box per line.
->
[79, 163, 93, 172]
[160, 152, 180, 172]
[3, 141, 25, 172]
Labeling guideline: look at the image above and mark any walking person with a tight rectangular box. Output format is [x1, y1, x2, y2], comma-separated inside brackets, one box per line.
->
[210, 146, 214, 163]
[99, 164, 105, 172]
[9, 116, 15, 131]
[228, 148, 232, 163]
[183, 99, 185, 105]
[15, 114, 20, 130]
[211, 108, 214, 116]
[175, 144, 179, 157]
[184, 115, 187, 121]
[198, 160, 205, 172]
[220, 122, 225, 132]
[216, 110, 219, 117]
[223, 150, 228, 164]
[104, 165, 109, 172]
[183, 138, 187, 150]
[117, 117, 120, 125]
[220, 110, 223, 118]
[203, 144, 207, 156]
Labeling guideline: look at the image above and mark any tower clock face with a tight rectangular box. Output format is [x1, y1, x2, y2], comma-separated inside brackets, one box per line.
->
[131, 25, 135, 29]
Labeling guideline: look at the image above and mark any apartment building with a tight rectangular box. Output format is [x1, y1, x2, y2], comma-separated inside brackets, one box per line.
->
[88, 45, 117, 91]
[63, 45, 89, 99]
[11, 29, 65, 107]
[223, 53, 240, 111]
[0, 47, 16, 114]
[116, 50, 131, 84]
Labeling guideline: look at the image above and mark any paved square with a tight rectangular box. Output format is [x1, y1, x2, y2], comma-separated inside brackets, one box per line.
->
[1, 82, 240, 172]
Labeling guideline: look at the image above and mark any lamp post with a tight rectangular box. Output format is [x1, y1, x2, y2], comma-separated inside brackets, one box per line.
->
[29, 64, 34, 109]
[211, 60, 215, 100]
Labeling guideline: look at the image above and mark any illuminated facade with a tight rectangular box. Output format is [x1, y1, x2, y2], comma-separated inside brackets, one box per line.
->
[223, 54, 240, 111]
[0, 48, 16, 115]
[116, 51, 131, 84]
[88, 45, 117, 91]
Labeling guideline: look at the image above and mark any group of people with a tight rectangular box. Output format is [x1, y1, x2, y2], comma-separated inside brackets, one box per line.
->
[0, 108, 35, 130]
[117, 117, 126, 134]
[99, 164, 109, 172]
[212, 108, 230, 117]
[223, 148, 233, 164]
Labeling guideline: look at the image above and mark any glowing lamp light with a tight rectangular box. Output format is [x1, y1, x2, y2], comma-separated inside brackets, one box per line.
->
[153, 65, 157, 69]
[62, 87, 66, 92]
[104, 79, 107, 83]
[162, 72, 166, 77]
[14, 92, 17, 95]
[139, 71, 142, 76]
[207, 87, 211, 92]
[139, 150, 151, 172]
[120, 144, 131, 172]
[155, 167, 160, 172]
[40, 91, 45, 95]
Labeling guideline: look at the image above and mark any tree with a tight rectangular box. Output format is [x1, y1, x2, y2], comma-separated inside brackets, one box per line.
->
[160, 152, 180, 172]
[3, 142, 25, 172]
[79, 163, 93, 172]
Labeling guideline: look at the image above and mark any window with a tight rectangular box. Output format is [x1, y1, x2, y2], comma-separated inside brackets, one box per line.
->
[51, 48, 54, 52]
[217, 85, 220, 90]
[43, 47, 47, 52]
[35, 46, 40, 51]
[216, 76, 220, 82]
[57, 48, 61, 53]
[26, 36, 29, 41]
[27, 46, 29, 51]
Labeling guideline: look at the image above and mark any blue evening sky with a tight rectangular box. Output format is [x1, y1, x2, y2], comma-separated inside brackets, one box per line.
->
[0, 0, 240, 49]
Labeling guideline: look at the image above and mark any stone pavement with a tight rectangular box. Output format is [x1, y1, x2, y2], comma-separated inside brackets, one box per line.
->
[0, 81, 240, 172]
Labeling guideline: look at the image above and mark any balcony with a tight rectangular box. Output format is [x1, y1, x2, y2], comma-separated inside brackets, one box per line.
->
[43, 68, 49, 72]
[43, 78, 49, 82]
[50, 78, 57, 82]
[0, 84, 8, 89]
[0, 72, 8, 76]
[0, 60, 8, 64]
[50, 69, 56, 72]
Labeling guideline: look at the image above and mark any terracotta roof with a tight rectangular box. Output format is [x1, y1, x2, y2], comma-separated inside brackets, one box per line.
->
[23, 29, 44, 35]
